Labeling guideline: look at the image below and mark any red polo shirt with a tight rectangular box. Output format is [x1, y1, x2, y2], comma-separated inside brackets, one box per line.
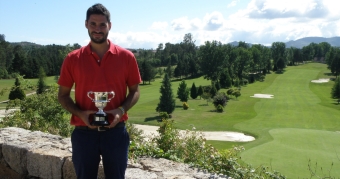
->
[58, 40, 141, 126]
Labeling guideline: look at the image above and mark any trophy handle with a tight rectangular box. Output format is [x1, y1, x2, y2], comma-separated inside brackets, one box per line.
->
[107, 91, 115, 101]
[87, 91, 94, 101]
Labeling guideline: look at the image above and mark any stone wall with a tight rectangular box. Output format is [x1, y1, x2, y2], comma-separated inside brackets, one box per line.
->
[0, 127, 227, 179]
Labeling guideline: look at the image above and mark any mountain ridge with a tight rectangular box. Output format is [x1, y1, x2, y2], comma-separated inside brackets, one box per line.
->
[229, 36, 340, 48]
[9, 36, 340, 49]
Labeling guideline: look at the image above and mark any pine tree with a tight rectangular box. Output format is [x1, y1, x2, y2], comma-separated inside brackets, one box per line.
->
[190, 82, 198, 99]
[177, 80, 189, 102]
[36, 67, 47, 94]
[197, 85, 203, 99]
[8, 77, 26, 100]
[331, 77, 340, 103]
[157, 74, 176, 115]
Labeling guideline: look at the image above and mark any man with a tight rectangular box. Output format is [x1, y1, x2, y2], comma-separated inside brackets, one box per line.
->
[58, 3, 141, 179]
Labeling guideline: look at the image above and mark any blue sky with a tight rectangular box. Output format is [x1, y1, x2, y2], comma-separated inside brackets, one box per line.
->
[1, 0, 339, 49]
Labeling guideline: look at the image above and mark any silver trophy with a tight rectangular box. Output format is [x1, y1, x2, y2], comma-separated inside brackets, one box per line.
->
[87, 91, 115, 126]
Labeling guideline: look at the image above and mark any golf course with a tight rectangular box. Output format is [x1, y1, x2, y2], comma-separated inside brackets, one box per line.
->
[0, 62, 339, 178]
[127, 62, 340, 178]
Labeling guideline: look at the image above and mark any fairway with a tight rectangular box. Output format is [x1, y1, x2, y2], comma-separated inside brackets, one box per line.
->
[237, 64, 340, 178]
[1, 63, 338, 178]
[128, 62, 340, 178]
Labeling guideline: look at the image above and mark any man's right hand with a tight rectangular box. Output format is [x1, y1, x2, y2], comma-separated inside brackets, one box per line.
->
[79, 110, 97, 128]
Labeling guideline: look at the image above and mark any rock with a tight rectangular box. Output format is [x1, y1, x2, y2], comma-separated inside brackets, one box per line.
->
[0, 127, 228, 179]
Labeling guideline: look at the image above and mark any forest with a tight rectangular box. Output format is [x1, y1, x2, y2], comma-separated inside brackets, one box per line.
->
[1, 33, 340, 85]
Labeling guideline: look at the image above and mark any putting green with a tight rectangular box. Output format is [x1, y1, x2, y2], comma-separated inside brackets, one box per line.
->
[241, 128, 340, 178]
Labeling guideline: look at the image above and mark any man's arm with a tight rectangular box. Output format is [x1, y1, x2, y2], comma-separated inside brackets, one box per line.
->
[121, 84, 140, 112]
[106, 84, 140, 128]
[58, 85, 95, 127]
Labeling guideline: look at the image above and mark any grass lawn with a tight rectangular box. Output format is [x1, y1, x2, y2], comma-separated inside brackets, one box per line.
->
[0, 76, 58, 108]
[128, 62, 340, 178]
[236, 63, 340, 178]
[1, 63, 339, 178]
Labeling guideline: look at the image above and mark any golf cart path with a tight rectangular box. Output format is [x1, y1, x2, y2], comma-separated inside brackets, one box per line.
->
[134, 124, 255, 142]
[0, 109, 254, 142]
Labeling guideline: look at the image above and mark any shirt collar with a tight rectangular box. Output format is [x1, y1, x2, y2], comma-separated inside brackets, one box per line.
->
[85, 39, 117, 55]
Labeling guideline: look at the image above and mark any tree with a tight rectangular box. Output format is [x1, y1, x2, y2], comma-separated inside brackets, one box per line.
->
[213, 92, 228, 111]
[331, 77, 340, 103]
[209, 84, 217, 98]
[271, 42, 286, 71]
[198, 40, 227, 81]
[190, 83, 198, 99]
[197, 85, 203, 99]
[177, 80, 189, 102]
[219, 70, 232, 88]
[140, 59, 156, 84]
[214, 81, 221, 91]
[8, 77, 26, 100]
[165, 63, 173, 78]
[36, 67, 47, 94]
[157, 74, 175, 115]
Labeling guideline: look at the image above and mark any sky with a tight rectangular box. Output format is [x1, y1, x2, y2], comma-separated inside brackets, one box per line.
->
[1, 0, 340, 49]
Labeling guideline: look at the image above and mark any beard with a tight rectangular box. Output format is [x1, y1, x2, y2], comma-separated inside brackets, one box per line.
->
[88, 31, 109, 44]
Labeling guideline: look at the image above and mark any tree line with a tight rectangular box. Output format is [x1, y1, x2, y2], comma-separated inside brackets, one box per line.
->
[0, 34, 79, 79]
[1, 33, 339, 82]
[137, 33, 339, 87]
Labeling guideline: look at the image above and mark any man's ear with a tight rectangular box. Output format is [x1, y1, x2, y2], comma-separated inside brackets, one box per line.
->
[85, 20, 88, 29]
[108, 22, 112, 30]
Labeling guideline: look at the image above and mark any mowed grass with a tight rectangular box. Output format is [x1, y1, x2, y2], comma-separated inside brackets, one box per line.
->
[1, 63, 339, 178]
[0, 76, 58, 108]
[129, 63, 340, 178]
[237, 63, 340, 178]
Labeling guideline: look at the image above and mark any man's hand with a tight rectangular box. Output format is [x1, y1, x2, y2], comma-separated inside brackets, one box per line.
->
[105, 108, 124, 128]
[79, 110, 97, 129]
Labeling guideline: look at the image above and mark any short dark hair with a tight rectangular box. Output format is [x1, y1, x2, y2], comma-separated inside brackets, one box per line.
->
[86, 3, 111, 22]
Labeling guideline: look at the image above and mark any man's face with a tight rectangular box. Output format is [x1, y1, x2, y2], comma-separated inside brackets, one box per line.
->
[85, 14, 111, 44]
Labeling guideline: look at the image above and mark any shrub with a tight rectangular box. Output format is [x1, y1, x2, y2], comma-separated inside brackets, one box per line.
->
[159, 112, 169, 120]
[216, 104, 224, 112]
[4, 84, 72, 137]
[8, 86, 26, 100]
[183, 102, 189, 110]
[213, 92, 228, 109]
[227, 88, 234, 97]
[8, 77, 26, 100]
[233, 90, 241, 99]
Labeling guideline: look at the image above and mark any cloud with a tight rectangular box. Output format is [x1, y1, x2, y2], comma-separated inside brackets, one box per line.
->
[227, 0, 239, 8]
[108, 31, 183, 49]
[150, 21, 168, 30]
[203, 11, 225, 31]
[107, 0, 340, 49]
[171, 17, 191, 31]
[245, 0, 329, 19]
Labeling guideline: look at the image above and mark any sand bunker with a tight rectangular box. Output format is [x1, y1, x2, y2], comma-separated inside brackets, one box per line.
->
[134, 124, 255, 142]
[250, 94, 274, 98]
[311, 78, 330, 83]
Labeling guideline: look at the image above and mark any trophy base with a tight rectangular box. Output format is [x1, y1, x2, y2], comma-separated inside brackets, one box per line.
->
[91, 114, 109, 126]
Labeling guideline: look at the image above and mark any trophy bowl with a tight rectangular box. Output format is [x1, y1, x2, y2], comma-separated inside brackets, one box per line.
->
[87, 91, 115, 126]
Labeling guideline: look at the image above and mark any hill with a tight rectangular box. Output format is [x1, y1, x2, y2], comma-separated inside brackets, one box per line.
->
[285, 36, 340, 48]
[228, 36, 340, 48]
